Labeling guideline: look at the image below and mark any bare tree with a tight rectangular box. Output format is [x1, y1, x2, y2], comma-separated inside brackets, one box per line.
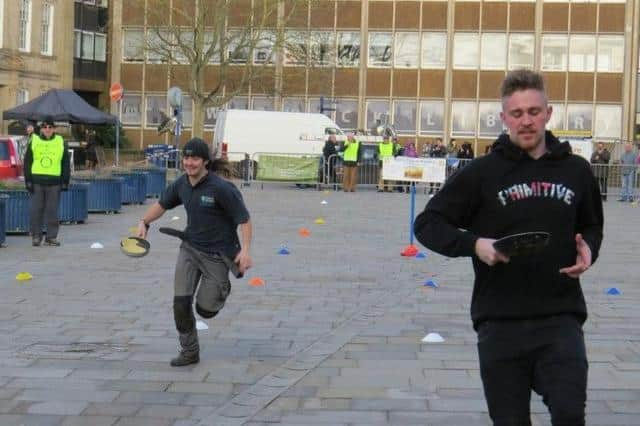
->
[137, 0, 318, 138]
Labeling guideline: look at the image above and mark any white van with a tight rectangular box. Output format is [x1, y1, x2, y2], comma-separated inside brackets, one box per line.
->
[213, 110, 344, 159]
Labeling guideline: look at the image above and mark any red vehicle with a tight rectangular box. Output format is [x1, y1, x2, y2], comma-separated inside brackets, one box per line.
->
[0, 137, 24, 179]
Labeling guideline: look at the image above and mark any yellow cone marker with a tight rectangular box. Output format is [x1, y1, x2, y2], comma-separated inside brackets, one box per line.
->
[314, 217, 325, 225]
[16, 272, 33, 282]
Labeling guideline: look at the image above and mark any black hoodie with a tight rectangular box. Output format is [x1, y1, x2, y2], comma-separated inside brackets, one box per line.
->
[414, 131, 603, 329]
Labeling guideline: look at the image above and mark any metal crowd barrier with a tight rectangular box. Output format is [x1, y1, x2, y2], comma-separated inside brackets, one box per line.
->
[589, 162, 640, 200]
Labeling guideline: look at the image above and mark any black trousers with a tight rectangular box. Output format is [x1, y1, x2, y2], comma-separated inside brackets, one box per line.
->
[477, 314, 587, 426]
[29, 184, 61, 239]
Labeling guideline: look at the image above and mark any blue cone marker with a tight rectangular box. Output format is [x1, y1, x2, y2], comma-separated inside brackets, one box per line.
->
[605, 287, 621, 295]
[278, 247, 290, 255]
[424, 279, 438, 288]
[415, 252, 427, 259]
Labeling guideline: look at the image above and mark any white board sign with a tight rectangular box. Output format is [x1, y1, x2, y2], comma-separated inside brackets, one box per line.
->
[565, 139, 593, 162]
[382, 157, 446, 183]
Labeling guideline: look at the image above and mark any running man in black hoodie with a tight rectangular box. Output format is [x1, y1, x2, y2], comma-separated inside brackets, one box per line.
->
[414, 70, 603, 426]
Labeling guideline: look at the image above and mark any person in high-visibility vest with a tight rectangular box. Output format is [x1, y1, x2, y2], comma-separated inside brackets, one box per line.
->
[377, 135, 396, 192]
[341, 133, 361, 192]
[24, 118, 70, 247]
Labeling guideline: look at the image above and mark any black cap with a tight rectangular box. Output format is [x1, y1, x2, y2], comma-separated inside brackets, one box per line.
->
[182, 138, 210, 161]
[41, 117, 55, 127]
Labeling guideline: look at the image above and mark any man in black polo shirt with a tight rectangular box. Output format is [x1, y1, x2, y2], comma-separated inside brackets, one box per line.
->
[137, 138, 252, 366]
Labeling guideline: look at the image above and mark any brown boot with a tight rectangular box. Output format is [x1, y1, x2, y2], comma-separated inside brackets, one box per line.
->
[170, 350, 199, 367]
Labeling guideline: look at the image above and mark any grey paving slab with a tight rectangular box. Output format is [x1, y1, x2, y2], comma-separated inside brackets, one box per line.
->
[0, 187, 638, 425]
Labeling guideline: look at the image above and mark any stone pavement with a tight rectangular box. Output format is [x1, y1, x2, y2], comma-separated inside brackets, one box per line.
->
[0, 185, 638, 426]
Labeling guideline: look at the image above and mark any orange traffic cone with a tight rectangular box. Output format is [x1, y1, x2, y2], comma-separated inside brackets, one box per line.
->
[249, 277, 265, 287]
[298, 228, 311, 237]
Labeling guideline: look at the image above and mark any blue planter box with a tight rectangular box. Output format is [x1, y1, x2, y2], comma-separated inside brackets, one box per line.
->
[133, 167, 166, 198]
[58, 183, 89, 223]
[0, 198, 6, 245]
[0, 190, 30, 233]
[112, 172, 146, 204]
[73, 177, 122, 213]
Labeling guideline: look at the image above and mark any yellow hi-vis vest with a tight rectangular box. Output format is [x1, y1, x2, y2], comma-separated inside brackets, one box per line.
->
[378, 142, 394, 159]
[343, 140, 359, 162]
[31, 135, 64, 177]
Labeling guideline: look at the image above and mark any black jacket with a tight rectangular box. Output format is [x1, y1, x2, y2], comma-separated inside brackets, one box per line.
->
[24, 133, 71, 186]
[414, 131, 603, 329]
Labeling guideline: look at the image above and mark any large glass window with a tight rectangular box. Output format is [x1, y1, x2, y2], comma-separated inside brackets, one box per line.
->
[174, 30, 194, 64]
[451, 101, 477, 136]
[284, 30, 308, 66]
[283, 98, 305, 113]
[41, 2, 53, 55]
[453, 33, 479, 69]
[481, 33, 506, 70]
[478, 102, 503, 137]
[82, 32, 94, 60]
[419, 100, 445, 136]
[123, 29, 144, 62]
[74, 30, 82, 58]
[310, 31, 333, 66]
[181, 95, 193, 127]
[254, 31, 275, 64]
[335, 99, 358, 130]
[597, 36, 624, 73]
[121, 94, 142, 126]
[94, 34, 106, 62]
[147, 29, 171, 63]
[16, 89, 29, 106]
[368, 32, 393, 67]
[337, 32, 360, 67]
[546, 103, 566, 132]
[569, 35, 596, 72]
[594, 105, 621, 139]
[421, 33, 447, 69]
[145, 95, 166, 128]
[366, 100, 390, 131]
[566, 104, 592, 134]
[393, 101, 417, 133]
[541, 35, 568, 71]
[309, 98, 333, 118]
[508, 34, 534, 70]
[228, 30, 251, 64]
[394, 33, 419, 69]
[204, 106, 221, 129]
[252, 96, 274, 111]
[228, 97, 248, 110]
[19, 0, 31, 52]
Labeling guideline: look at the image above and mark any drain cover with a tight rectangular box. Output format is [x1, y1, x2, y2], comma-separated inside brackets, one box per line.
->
[17, 342, 128, 359]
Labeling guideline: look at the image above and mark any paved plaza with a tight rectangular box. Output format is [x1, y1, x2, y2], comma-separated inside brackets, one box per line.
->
[0, 186, 639, 426]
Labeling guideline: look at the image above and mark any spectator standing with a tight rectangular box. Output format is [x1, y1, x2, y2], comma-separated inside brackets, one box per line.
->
[403, 141, 418, 158]
[84, 129, 99, 170]
[24, 118, 70, 247]
[322, 135, 338, 187]
[619, 142, 636, 202]
[429, 137, 447, 194]
[590, 142, 610, 201]
[377, 135, 396, 192]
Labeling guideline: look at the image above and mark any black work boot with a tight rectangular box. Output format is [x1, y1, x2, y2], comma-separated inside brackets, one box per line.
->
[43, 238, 61, 246]
[170, 350, 199, 367]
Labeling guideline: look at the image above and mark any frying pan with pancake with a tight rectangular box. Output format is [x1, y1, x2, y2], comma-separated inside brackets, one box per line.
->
[120, 236, 150, 257]
[493, 232, 551, 257]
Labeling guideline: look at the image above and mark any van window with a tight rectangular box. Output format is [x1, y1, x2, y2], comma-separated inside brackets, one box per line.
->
[0, 141, 9, 160]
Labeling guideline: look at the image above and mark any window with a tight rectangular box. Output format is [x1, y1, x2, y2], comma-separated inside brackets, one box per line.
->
[478, 102, 503, 137]
[41, 2, 53, 55]
[310, 31, 333, 66]
[394, 33, 419, 69]
[284, 30, 307, 66]
[16, 89, 29, 106]
[121, 94, 142, 126]
[453, 33, 479, 69]
[228, 97, 248, 110]
[309, 98, 333, 118]
[419, 100, 445, 136]
[181, 95, 193, 127]
[451, 101, 477, 136]
[283, 98, 305, 113]
[337, 32, 360, 67]
[19, 0, 32, 52]
[481, 33, 506, 70]
[546, 103, 566, 131]
[82, 32, 94, 60]
[393, 101, 417, 133]
[594, 105, 622, 139]
[147, 29, 170, 63]
[368, 32, 393, 67]
[598, 36, 624, 73]
[569, 35, 596, 72]
[254, 31, 275, 64]
[123, 29, 144, 62]
[335, 99, 358, 130]
[421, 33, 447, 69]
[366, 100, 390, 130]
[541, 35, 568, 71]
[252, 97, 274, 111]
[508, 34, 534, 70]
[175, 30, 194, 64]
[566, 104, 592, 134]
[204, 106, 222, 129]
[94, 34, 106, 62]
[74, 30, 82, 58]
[145, 95, 166, 128]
